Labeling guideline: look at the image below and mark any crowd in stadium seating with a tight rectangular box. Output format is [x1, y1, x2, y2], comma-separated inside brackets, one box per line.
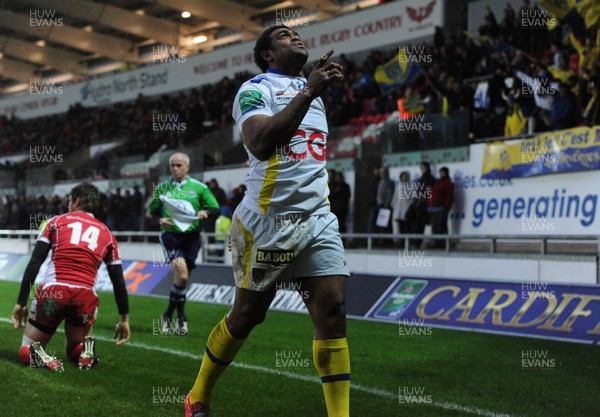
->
[0, 194, 67, 230]
[0, 72, 254, 161]
[1, 1, 597, 164]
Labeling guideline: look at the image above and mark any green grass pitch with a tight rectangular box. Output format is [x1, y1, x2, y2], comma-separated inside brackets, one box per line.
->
[0, 280, 598, 417]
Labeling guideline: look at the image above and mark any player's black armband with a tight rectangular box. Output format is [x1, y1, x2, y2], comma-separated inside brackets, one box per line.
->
[206, 207, 220, 217]
[17, 241, 51, 306]
[107, 263, 129, 315]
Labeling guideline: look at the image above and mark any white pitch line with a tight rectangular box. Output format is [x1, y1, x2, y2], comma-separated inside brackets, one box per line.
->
[1, 317, 519, 417]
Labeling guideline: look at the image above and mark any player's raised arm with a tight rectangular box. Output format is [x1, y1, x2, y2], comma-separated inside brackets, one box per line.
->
[239, 35, 342, 161]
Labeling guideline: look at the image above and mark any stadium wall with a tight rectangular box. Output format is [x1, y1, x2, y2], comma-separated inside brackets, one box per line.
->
[1, 239, 594, 285]
[1, 249, 598, 344]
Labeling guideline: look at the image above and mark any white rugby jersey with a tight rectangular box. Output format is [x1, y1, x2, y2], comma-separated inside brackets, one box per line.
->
[232, 69, 329, 217]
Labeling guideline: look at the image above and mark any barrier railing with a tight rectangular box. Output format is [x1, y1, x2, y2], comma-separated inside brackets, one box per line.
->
[2, 230, 598, 252]
[2, 231, 598, 277]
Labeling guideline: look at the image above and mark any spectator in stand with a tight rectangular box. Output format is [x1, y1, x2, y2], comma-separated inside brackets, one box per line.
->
[583, 76, 600, 126]
[0, 200, 7, 229]
[230, 184, 246, 215]
[428, 167, 454, 249]
[132, 185, 143, 225]
[505, 98, 528, 137]
[548, 53, 577, 84]
[367, 167, 380, 234]
[413, 162, 436, 249]
[121, 190, 137, 231]
[479, 6, 500, 39]
[95, 151, 109, 179]
[392, 171, 416, 248]
[328, 169, 337, 194]
[107, 188, 122, 231]
[330, 172, 351, 234]
[547, 82, 580, 130]
[208, 179, 227, 207]
[376, 167, 395, 244]
[206, 179, 226, 243]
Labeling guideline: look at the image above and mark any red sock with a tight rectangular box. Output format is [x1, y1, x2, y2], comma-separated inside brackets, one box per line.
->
[19, 345, 30, 365]
[70, 343, 83, 362]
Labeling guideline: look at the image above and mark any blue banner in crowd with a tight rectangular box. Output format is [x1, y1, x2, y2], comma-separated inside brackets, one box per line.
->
[482, 127, 600, 179]
[367, 277, 600, 344]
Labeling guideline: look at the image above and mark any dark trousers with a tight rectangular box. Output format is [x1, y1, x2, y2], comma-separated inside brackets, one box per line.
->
[411, 211, 429, 248]
[396, 219, 411, 248]
[430, 209, 449, 248]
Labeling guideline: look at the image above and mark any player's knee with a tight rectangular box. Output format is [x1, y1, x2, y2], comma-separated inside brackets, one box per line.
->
[19, 345, 30, 365]
[172, 257, 187, 272]
[327, 299, 346, 323]
[317, 297, 347, 333]
[228, 307, 266, 338]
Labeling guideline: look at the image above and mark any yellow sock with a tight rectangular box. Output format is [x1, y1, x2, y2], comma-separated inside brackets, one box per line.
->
[189, 316, 246, 404]
[313, 338, 351, 417]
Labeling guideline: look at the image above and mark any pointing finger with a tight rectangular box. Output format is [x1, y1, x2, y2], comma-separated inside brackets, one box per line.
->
[316, 49, 334, 69]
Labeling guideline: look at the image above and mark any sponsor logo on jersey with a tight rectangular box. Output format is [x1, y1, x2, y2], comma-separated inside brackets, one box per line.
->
[255, 249, 294, 265]
[239, 90, 264, 114]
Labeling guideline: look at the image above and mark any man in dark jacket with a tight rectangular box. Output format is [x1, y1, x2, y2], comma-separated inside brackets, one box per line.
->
[549, 83, 579, 130]
[429, 167, 454, 248]
[412, 162, 436, 248]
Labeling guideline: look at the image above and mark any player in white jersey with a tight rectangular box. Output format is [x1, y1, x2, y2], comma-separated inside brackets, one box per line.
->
[185, 26, 350, 417]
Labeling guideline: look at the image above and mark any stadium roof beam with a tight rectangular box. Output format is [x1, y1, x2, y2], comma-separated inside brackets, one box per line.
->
[0, 57, 38, 84]
[157, 0, 264, 36]
[0, 9, 137, 63]
[253, 1, 297, 15]
[291, 0, 341, 17]
[0, 36, 86, 76]
[24, 0, 184, 47]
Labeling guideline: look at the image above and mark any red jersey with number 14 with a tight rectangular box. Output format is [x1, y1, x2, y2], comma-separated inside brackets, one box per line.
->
[38, 211, 121, 289]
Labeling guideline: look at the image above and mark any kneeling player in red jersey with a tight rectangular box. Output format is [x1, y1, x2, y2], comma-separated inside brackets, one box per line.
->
[12, 182, 130, 371]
